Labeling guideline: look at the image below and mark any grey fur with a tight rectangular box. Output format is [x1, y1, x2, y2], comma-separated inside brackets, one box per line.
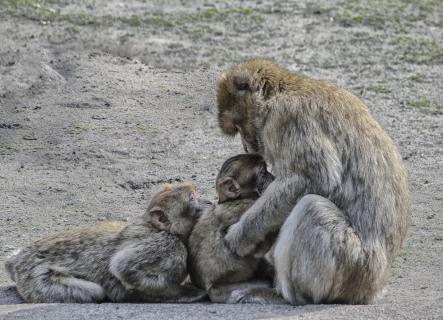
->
[5, 184, 207, 303]
[217, 60, 411, 304]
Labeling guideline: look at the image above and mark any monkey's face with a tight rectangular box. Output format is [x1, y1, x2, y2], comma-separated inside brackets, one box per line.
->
[217, 67, 261, 154]
[216, 154, 274, 203]
[147, 184, 207, 238]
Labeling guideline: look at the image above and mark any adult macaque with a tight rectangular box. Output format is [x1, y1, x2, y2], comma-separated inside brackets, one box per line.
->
[217, 59, 411, 304]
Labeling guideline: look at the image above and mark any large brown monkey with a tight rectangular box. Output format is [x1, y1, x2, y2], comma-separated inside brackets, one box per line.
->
[217, 59, 411, 304]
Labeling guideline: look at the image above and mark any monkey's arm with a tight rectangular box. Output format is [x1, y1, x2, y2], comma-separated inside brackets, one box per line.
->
[227, 287, 288, 305]
[224, 175, 306, 257]
[225, 105, 343, 257]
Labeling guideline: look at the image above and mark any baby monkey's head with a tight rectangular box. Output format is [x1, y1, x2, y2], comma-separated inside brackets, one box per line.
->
[216, 154, 274, 204]
[145, 183, 205, 239]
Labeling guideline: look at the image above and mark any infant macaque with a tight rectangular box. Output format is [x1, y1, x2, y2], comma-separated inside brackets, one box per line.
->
[6, 183, 207, 303]
[188, 154, 282, 303]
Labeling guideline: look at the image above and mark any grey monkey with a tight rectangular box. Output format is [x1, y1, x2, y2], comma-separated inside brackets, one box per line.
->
[217, 59, 411, 304]
[188, 153, 284, 304]
[6, 183, 207, 303]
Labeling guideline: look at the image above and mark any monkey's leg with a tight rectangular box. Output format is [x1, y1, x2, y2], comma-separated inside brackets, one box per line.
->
[227, 287, 288, 305]
[208, 280, 271, 303]
[161, 284, 208, 303]
[273, 194, 383, 305]
[115, 284, 208, 303]
[110, 245, 207, 303]
[16, 266, 105, 303]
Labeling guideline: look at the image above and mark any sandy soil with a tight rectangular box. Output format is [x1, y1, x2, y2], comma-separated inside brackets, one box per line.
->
[0, 0, 442, 319]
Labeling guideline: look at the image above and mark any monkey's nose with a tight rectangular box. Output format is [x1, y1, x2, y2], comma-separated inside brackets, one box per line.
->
[198, 199, 213, 209]
[195, 199, 213, 216]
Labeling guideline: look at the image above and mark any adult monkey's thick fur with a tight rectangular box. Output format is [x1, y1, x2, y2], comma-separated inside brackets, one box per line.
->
[217, 59, 411, 304]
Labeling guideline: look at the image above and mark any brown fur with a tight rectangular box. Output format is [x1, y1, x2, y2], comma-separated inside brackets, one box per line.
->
[217, 59, 411, 304]
[187, 154, 283, 303]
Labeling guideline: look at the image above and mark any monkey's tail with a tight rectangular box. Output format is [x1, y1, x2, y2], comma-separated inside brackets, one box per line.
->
[5, 249, 21, 282]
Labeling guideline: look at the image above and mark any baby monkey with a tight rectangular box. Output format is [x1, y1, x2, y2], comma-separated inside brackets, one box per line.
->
[188, 154, 283, 303]
[6, 184, 207, 303]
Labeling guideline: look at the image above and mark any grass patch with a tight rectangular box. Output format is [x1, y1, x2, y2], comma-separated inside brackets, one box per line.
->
[398, 247, 416, 257]
[409, 97, 430, 108]
[68, 124, 89, 134]
[337, 0, 442, 28]
[394, 36, 443, 65]
[408, 98, 442, 115]
[134, 123, 146, 131]
[185, 7, 254, 22]
[367, 84, 391, 94]
[4, 1, 261, 30]
[408, 73, 426, 83]
[4, 0, 59, 22]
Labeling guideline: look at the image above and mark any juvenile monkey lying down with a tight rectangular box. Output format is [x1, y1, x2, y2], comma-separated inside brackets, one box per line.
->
[6, 184, 207, 303]
[188, 154, 285, 304]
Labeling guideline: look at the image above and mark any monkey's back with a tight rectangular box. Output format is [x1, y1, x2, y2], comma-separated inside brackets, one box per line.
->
[260, 71, 411, 260]
[188, 199, 260, 290]
[8, 222, 126, 281]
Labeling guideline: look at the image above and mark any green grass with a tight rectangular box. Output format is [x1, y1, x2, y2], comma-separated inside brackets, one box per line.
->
[337, 0, 442, 28]
[4, 1, 260, 29]
[395, 36, 443, 65]
[409, 98, 430, 108]
[408, 73, 426, 83]
[367, 84, 391, 94]
[408, 98, 442, 115]
[3, 1, 264, 43]
[4, 0, 59, 21]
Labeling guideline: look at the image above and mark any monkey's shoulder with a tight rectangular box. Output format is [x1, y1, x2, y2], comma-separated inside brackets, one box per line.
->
[213, 199, 256, 227]
[189, 198, 255, 249]
[119, 225, 187, 256]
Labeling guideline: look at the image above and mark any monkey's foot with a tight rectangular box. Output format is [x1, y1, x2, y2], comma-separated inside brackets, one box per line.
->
[178, 286, 209, 303]
[227, 288, 288, 305]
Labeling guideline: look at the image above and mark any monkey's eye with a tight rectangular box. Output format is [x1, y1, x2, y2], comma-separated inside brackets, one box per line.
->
[189, 192, 196, 202]
[158, 214, 169, 224]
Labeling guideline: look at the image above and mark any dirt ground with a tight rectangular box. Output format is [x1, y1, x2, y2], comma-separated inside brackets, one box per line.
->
[0, 0, 442, 319]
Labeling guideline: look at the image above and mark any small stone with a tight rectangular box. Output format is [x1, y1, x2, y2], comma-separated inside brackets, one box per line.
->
[92, 115, 106, 120]
[23, 132, 37, 140]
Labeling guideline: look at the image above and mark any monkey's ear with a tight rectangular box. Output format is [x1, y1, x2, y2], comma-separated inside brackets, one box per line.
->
[149, 207, 171, 230]
[227, 70, 256, 95]
[218, 177, 241, 200]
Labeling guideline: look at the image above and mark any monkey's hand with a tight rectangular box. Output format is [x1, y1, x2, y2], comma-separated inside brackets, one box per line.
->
[224, 221, 259, 257]
[224, 176, 307, 257]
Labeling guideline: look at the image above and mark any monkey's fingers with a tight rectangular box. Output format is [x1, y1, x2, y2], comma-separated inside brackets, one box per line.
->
[223, 227, 257, 257]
